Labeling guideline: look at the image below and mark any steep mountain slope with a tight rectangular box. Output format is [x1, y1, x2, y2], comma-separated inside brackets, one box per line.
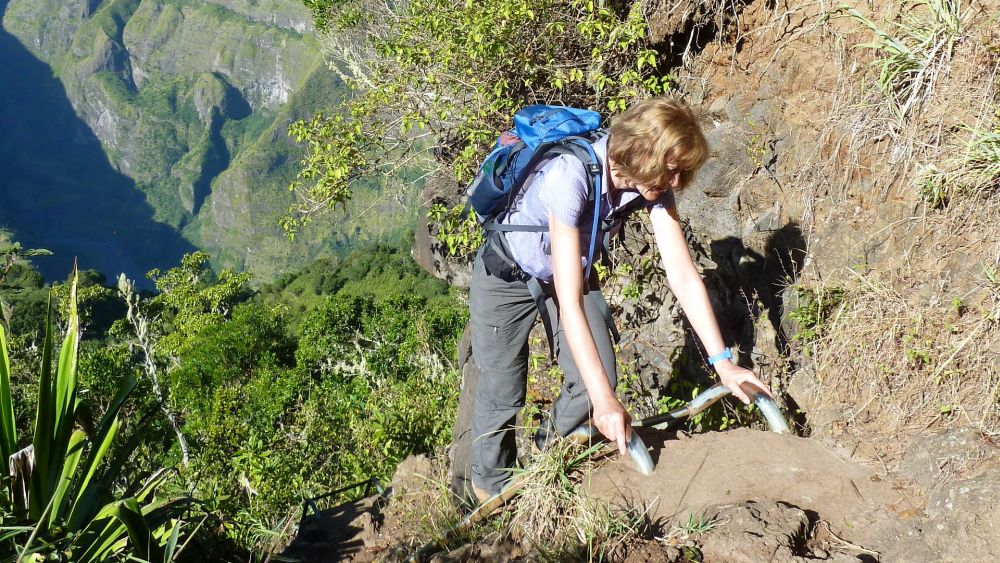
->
[0, 0, 418, 283]
[0, 0, 196, 282]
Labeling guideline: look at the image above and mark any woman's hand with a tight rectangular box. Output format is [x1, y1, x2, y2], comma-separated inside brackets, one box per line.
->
[592, 393, 632, 455]
[714, 361, 773, 405]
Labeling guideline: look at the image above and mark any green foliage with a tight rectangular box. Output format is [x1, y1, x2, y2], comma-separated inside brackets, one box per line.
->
[902, 326, 934, 368]
[88, 247, 468, 552]
[257, 242, 453, 328]
[2, 247, 468, 555]
[296, 293, 465, 380]
[50, 270, 127, 340]
[0, 243, 51, 341]
[674, 510, 719, 536]
[0, 271, 184, 562]
[427, 203, 484, 258]
[840, 0, 965, 119]
[788, 284, 846, 346]
[166, 291, 465, 548]
[169, 303, 295, 434]
[92, 0, 142, 43]
[287, 0, 673, 235]
[0, 243, 51, 292]
[146, 252, 253, 358]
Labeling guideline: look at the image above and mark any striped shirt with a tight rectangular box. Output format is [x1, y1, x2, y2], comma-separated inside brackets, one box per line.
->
[501, 135, 675, 282]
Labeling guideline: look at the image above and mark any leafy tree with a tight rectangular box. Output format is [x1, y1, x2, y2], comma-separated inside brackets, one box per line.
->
[53, 270, 126, 340]
[256, 241, 454, 329]
[145, 252, 253, 360]
[296, 292, 464, 380]
[286, 0, 671, 234]
[169, 303, 295, 433]
[0, 242, 52, 341]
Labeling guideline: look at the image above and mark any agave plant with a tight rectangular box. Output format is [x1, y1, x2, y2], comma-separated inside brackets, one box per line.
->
[0, 269, 185, 562]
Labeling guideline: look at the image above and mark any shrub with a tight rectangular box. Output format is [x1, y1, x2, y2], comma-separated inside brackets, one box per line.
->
[0, 270, 186, 562]
[285, 0, 672, 235]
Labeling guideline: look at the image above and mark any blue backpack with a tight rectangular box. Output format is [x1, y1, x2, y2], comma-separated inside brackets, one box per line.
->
[466, 105, 654, 356]
[466, 105, 606, 279]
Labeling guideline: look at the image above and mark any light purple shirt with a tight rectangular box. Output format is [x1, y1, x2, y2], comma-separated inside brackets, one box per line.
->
[501, 135, 674, 282]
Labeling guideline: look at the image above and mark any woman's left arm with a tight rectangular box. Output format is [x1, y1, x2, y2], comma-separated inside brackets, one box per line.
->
[648, 205, 773, 404]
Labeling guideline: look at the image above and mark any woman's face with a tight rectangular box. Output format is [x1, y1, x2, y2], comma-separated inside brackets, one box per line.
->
[608, 158, 682, 201]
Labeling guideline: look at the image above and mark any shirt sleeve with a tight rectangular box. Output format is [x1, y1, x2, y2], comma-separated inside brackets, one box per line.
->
[534, 154, 589, 227]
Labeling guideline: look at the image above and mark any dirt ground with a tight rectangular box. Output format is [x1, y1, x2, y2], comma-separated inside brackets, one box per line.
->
[283, 425, 998, 561]
[585, 429, 908, 546]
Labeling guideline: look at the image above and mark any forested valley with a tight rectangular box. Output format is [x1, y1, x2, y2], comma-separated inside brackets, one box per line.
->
[0, 241, 466, 559]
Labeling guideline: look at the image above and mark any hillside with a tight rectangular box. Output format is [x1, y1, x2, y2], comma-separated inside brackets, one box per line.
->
[1, 0, 997, 560]
[0, 0, 420, 284]
[292, 0, 1000, 560]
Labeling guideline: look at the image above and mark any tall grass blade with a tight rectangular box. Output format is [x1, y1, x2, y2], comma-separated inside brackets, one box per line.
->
[50, 268, 80, 509]
[74, 512, 127, 563]
[0, 324, 16, 472]
[162, 519, 181, 563]
[69, 376, 136, 528]
[135, 469, 172, 504]
[28, 294, 55, 521]
[75, 497, 169, 563]
[48, 429, 86, 529]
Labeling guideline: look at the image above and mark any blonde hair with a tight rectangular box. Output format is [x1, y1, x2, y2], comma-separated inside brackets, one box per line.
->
[608, 97, 709, 191]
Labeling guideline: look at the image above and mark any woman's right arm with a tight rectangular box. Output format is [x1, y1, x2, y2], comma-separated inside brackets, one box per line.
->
[548, 211, 632, 454]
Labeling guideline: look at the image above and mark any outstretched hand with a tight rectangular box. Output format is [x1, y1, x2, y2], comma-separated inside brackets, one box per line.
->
[592, 394, 632, 456]
[715, 362, 773, 405]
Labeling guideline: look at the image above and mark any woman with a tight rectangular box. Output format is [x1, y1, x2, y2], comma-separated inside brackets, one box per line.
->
[468, 97, 772, 501]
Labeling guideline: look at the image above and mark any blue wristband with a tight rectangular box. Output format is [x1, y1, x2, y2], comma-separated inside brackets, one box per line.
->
[707, 347, 733, 366]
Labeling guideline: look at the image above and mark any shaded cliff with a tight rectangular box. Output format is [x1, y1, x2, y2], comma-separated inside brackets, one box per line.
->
[0, 0, 196, 283]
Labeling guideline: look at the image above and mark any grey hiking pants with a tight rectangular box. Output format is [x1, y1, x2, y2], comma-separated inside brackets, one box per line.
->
[469, 253, 618, 494]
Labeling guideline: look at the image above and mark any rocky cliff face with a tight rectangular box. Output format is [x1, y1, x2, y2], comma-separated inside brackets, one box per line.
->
[1, 0, 413, 282]
[414, 1, 999, 559]
[419, 0, 1000, 460]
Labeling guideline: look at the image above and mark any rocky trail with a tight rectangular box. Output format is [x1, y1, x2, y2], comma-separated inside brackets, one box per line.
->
[281, 425, 999, 561]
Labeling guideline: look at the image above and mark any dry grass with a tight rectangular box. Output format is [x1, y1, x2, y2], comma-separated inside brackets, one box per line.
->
[789, 3, 1000, 451]
[508, 439, 646, 560]
[365, 442, 647, 560]
[799, 270, 1000, 453]
[820, 0, 999, 202]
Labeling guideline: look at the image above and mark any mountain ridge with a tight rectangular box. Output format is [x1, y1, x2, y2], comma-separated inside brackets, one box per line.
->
[0, 0, 418, 284]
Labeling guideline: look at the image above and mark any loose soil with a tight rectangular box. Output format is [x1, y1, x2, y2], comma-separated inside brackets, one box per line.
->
[283, 426, 999, 561]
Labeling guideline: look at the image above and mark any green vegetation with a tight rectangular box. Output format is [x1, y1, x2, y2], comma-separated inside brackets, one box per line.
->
[288, 0, 674, 241]
[0, 237, 466, 557]
[93, 0, 143, 43]
[0, 271, 186, 562]
[674, 511, 719, 537]
[257, 242, 453, 329]
[787, 285, 846, 346]
[5, 0, 412, 284]
[426, 203, 485, 259]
